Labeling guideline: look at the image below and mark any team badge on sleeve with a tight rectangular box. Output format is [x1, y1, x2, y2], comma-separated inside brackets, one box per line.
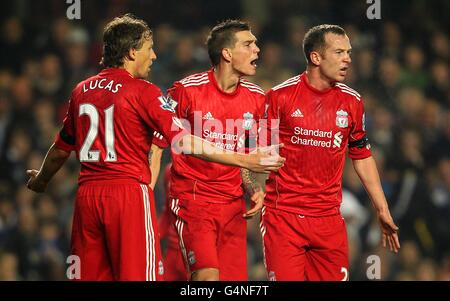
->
[336, 110, 349, 128]
[158, 95, 178, 113]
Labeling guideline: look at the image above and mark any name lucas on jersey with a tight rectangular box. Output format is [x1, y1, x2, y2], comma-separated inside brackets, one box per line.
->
[82, 78, 122, 94]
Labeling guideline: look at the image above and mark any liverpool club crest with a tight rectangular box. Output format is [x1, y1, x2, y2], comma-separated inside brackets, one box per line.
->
[243, 112, 254, 130]
[336, 110, 348, 128]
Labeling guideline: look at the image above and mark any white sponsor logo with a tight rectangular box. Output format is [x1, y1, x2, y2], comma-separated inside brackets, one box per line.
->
[333, 131, 343, 148]
[203, 129, 239, 151]
[291, 109, 304, 118]
[290, 127, 345, 149]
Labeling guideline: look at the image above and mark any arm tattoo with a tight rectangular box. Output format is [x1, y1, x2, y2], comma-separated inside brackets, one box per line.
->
[148, 149, 153, 163]
[241, 168, 263, 196]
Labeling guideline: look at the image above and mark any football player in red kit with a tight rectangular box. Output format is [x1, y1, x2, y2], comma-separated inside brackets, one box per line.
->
[260, 24, 400, 281]
[25, 14, 284, 281]
[167, 20, 267, 281]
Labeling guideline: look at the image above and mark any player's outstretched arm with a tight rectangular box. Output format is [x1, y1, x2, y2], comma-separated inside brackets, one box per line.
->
[175, 134, 285, 174]
[352, 156, 400, 253]
[26, 144, 71, 193]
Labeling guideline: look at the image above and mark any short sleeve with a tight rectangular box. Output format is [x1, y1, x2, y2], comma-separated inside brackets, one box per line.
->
[152, 131, 170, 149]
[348, 98, 372, 159]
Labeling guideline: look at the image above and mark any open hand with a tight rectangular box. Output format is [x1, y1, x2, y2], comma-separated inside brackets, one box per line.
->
[378, 210, 400, 253]
[243, 191, 265, 218]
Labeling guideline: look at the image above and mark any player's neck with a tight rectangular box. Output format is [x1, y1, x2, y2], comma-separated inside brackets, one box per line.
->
[213, 65, 240, 93]
[305, 67, 334, 91]
[122, 62, 138, 78]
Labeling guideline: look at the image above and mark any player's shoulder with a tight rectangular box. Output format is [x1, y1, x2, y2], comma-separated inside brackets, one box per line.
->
[177, 71, 210, 89]
[270, 75, 302, 94]
[134, 78, 162, 93]
[239, 78, 265, 96]
[124, 78, 163, 101]
[334, 82, 362, 102]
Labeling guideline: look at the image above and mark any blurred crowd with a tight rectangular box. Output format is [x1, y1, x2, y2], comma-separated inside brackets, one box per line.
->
[0, 0, 449, 280]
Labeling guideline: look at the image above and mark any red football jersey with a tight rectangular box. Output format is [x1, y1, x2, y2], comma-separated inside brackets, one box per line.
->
[54, 68, 184, 185]
[263, 72, 371, 216]
[167, 69, 266, 203]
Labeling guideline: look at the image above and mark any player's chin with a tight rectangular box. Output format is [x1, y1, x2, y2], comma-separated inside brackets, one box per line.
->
[335, 74, 346, 82]
[142, 68, 151, 78]
[244, 66, 257, 76]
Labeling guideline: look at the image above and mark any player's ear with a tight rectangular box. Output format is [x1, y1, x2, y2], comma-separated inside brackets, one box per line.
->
[127, 48, 137, 62]
[310, 51, 321, 66]
[221, 48, 232, 63]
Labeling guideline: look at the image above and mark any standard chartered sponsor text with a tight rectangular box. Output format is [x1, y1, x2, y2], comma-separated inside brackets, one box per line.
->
[291, 127, 334, 148]
[203, 130, 238, 151]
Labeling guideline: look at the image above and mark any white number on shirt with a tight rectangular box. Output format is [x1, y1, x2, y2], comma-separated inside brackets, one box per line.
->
[79, 104, 117, 162]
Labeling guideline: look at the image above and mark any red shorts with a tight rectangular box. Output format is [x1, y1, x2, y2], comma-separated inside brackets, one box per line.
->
[261, 206, 349, 281]
[71, 180, 163, 281]
[171, 198, 247, 280]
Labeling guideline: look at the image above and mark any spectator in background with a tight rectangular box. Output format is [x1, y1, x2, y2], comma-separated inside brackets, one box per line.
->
[0, 252, 21, 280]
[0, 18, 29, 74]
[35, 54, 64, 100]
[399, 45, 429, 90]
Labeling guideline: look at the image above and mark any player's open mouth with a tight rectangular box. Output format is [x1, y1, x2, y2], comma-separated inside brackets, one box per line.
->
[251, 59, 258, 68]
[339, 67, 348, 75]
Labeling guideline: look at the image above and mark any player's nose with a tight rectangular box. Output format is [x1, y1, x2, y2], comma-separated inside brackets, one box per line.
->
[150, 49, 157, 61]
